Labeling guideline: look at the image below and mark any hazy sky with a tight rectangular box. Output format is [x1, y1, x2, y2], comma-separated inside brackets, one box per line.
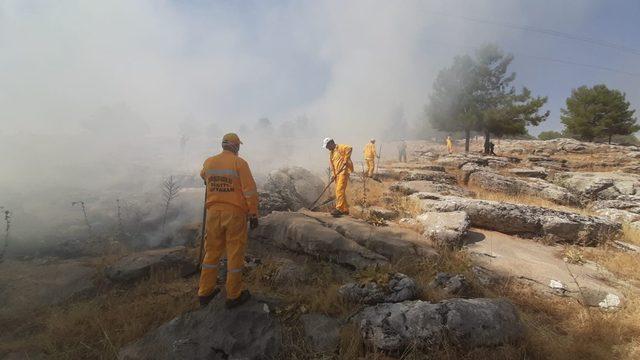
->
[1, 0, 638, 137]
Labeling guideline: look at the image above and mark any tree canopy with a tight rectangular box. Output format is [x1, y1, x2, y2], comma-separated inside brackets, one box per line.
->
[538, 130, 563, 141]
[561, 84, 638, 144]
[427, 44, 549, 152]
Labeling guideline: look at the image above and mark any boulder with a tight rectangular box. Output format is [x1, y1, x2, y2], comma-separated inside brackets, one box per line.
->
[301, 210, 438, 261]
[358, 298, 523, 353]
[105, 246, 196, 283]
[260, 167, 325, 214]
[251, 211, 387, 269]
[119, 297, 281, 360]
[339, 273, 418, 304]
[367, 206, 399, 220]
[412, 193, 619, 245]
[428, 272, 472, 297]
[468, 171, 580, 206]
[300, 314, 341, 352]
[390, 180, 473, 197]
[551, 171, 640, 201]
[416, 211, 470, 248]
[507, 167, 548, 179]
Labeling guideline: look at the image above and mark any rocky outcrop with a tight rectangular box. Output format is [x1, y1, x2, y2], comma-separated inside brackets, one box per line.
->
[105, 246, 196, 283]
[358, 298, 523, 353]
[468, 171, 580, 206]
[339, 273, 418, 304]
[416, 211, 470, 248]
[390, 180, 473, 197]
[551, 171, 640, 201]
[300, 210, 438, 261]
[508, 167, 548, 179]
[119, 297, 281, 360]
[589, 197, 640, 230]
[428, 272, 472, 298]
[412, 193, 619, 245]
[251, 211, 387, 269]
[259, 166, 325, 214]
[399, 170, 457, 184]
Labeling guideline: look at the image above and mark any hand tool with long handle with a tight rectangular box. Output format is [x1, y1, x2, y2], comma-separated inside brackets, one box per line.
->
[198, 181, 207, 271]
[308, 163, 348, 210]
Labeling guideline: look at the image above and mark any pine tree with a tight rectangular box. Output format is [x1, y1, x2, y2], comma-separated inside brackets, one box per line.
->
[561, 85, 638, 144]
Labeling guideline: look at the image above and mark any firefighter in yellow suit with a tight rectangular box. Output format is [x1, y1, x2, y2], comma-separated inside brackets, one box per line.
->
[198, 133, 259, 309]
[364, 139, 377, 178]
[446, 135, 453, 154]
[323, 138, 354, 217]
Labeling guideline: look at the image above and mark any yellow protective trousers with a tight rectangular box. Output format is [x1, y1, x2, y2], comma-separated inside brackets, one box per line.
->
[365, 159, 375, 177]
[335, 173, 350, 213]
[198, 208, 248, 300]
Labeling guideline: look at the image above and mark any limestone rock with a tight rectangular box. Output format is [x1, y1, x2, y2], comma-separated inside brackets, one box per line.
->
[301, 210, 438, 261]
[390, 180, 473, 197]
[119, 297, 281, 360]
[339, 273, 418, 304]
[416, 211, 470, 248]
[260, 166, 325, 214]
[428, 272, 472, 297]
[552, 171, 640, 201]
[358, 298, 523, 353]
[508, 167, 548, 179]
[251, 211, 388, 269]
[412, 193, 619, 245]
[105, 246, 196, 283]
[468, 171, 580, 206]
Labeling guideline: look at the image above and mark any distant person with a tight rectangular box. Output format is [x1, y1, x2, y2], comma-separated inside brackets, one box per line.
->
[198, 133, 259, 309]
[398, 140, 407, 162]
[323, 138, 354, 217]
[363, 138, 377, 178]
[446, 135, 454, 154]
[489, 141, 497, 156]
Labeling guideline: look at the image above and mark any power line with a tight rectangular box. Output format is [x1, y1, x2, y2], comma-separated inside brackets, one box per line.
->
[423, 39, 640, 78]
[431, 11, 640, 57]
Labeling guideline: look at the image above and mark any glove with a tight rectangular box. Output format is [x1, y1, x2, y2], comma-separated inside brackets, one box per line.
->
[249, 216, 259, 230]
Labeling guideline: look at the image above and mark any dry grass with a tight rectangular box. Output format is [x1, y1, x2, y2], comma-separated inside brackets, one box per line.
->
[0, 267, 197, 359]
[622, 223, 640, 245]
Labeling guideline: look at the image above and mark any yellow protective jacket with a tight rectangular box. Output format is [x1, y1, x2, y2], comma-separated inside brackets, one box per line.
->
[364, 143, 377, 160]
[331, 144, 354, 177]
[200, 150, 258, 216]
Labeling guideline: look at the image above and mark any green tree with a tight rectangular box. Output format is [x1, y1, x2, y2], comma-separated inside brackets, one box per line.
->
[427, 44, 549, 153]
[561, 84, 638, 144]
[427, 55, 479, 152]
[538, 130, 563, 140]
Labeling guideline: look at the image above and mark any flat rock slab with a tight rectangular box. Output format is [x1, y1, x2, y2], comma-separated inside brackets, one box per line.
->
[412, 192, 619, 245]
[251, 211, 388, 269]
[468, 171, 580, 206]
[552, 171, 640, 201]
[508, 167, 548, 179]
[416, 211, 470, 248]
[390, 180, 473, 197]
[464, 228, 627, 308]
[105, 246, 196, 283]
[301, 210, 438, 261]
[358, 298, 523, 353]
[119, 297, 281, 360]
[0, 259, 95, 311]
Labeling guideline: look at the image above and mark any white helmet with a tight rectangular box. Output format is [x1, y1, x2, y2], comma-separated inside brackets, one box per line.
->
[322, 137, 334, 149]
